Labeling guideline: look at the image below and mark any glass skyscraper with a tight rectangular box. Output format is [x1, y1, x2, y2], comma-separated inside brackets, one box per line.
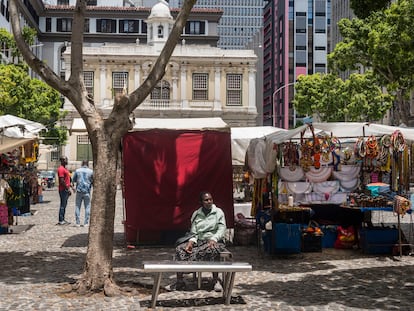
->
[172, 0, 266, 49]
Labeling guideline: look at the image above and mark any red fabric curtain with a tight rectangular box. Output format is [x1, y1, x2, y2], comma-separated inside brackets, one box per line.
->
[122, 129, 234, 243]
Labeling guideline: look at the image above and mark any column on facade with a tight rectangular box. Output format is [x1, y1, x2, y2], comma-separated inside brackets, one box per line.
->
[248, 67, 257, 113]
[100, 65, 107, 107]
[134, 64, 141, 90]
[180, 66, 188, 108]
[172, 71, 178, 103]
[214, 67, 222, 111]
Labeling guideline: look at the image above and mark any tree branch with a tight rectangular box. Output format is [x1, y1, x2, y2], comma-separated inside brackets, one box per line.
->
[121, 0, 197, 115]
[68, 0, 86, 89]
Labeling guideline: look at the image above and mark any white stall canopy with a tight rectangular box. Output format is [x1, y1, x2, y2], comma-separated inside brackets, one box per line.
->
[0, 115, 45, 153]
[231, 126, 286, 166]
[247, 122, 414, 178]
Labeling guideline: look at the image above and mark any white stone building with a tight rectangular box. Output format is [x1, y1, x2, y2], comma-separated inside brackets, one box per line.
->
[62, 0, 257, 165]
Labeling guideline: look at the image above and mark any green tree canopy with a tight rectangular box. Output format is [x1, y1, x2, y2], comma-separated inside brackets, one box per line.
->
[0, 63, 67, 145]
[350, 0, 391, 19]
[1, 27, 36, 61]
[293, 72, 392, 122]
[329, 0, 414, 125]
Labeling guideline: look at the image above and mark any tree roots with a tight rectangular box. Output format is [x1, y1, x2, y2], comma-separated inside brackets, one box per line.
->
[71, 277, 120, 297]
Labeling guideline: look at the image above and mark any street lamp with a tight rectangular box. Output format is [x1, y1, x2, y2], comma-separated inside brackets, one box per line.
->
[272, 82, 296, 128]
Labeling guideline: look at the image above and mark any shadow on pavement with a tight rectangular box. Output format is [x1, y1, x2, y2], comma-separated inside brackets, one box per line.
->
[0, 251, 83, 285]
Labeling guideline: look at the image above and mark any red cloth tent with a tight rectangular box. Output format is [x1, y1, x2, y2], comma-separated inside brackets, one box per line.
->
[122, 118, 234, 244]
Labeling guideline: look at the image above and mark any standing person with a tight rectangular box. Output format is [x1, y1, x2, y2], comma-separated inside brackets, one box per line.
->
[57, 156, 71, 225]
[72, 160, 93, 227]
[166, 191, 227, 292]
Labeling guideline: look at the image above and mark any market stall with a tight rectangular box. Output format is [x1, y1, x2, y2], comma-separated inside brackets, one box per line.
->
[0, 115, 44, 234]
[231, 126, 285, 203]
[246, 122, 414, 255]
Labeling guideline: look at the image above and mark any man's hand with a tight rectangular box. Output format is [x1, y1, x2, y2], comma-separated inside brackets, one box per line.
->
[185, 241, 194, 253]
[208, 240, 217, 249]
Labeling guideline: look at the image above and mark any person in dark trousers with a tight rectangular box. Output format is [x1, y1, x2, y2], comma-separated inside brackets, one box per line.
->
[166, 191, 227, 292]
[72, 160, 93, 227]
[57, 156, 71, 225]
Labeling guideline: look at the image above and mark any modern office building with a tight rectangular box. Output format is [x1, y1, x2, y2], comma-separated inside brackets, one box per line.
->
[330, 0, 353, 53]
[262, 0, 331, 128]
[171, 0, 266, 49]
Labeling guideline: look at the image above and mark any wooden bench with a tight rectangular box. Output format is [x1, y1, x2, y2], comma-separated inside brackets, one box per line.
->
[143, 260, 252, 308]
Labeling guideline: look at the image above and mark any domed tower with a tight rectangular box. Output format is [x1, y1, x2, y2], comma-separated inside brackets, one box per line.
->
[146, 0, 174, 52]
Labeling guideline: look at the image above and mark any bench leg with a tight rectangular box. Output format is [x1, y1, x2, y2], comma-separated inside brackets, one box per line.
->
[223, 272, 236, 305]
[197, 272, 202, 289]
[151, 272, 163, 308]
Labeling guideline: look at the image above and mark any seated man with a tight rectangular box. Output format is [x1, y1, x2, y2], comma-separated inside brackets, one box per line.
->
[166, 191, 227, 292]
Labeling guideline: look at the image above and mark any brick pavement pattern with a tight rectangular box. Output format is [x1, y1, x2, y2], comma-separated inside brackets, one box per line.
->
[1, 188, 414, 310]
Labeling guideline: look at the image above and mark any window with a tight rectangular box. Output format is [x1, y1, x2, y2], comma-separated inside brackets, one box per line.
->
[1, 0, 5, 17]
[46, 18, 51, 32]
[112, 72, 128, 98]
[84, 19, 90, 33]
[119, 20, 139, 33]
[57, 0, 69, 5]
[97, 19, 116, 33]
[50, 149, 62, 162]
[185, 21, 205, 35]
[315, 64, 326, 73]
[87, 0, 97, 5]
[192, 73, 208, 100]
[315, 16, 326, 33]
[57, 18, 72, 32]
[84, 71, 94, 99]
[158, 25, 164, 38]
[151, 80, 170, 100]
[77, 135, 92, 161]
[141, 21, 147, 33]
[226, 74, 242, 106]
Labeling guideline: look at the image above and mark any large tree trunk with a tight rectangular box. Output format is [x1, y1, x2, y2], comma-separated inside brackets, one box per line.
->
[397, 89, 409, 126]
[74, 121, 122, 295]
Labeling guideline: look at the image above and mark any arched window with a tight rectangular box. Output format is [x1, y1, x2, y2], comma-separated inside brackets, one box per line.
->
[158, 25, 164, 38]
[151, 80, 170, 100]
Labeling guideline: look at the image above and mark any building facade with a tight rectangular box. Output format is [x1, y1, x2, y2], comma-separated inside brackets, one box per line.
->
[1, 0, 258, 168]
[262, 0, 330, 128]
[58, 1, 257, 165]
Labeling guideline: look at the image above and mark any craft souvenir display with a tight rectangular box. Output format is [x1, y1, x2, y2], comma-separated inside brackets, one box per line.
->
[339, 178, 359, 192]
[393, 195, 411, 216]
[286, 181, 313, 195]
[305, 166, 332, 183]
[312, 180, 340, 194]
[279, 166, 304, 182]
[332, 165, 360, 181]
[264, 141, 278, 173]
[247, 139, 267, 179]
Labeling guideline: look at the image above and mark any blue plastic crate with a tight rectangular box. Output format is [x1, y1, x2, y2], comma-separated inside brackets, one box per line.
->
[273, 223, 302, 254]
[359, 227, 399, 254]
[321, 225, 337, 248]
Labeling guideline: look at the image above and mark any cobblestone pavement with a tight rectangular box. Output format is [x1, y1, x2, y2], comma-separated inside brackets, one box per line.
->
[1, 189, 414, 311]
